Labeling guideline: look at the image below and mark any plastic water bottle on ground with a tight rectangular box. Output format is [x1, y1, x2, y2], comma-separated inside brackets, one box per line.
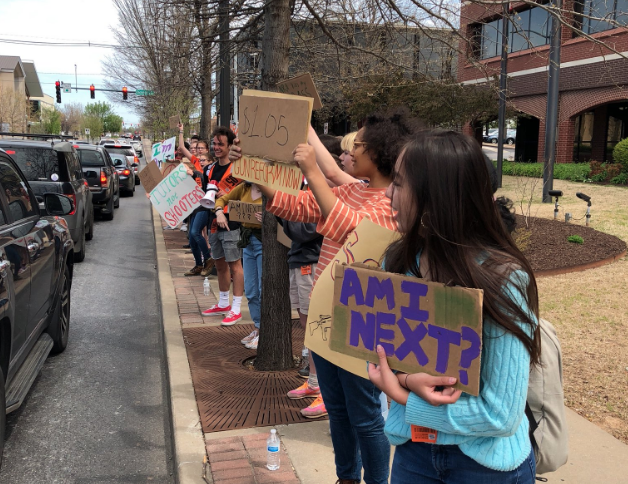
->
[266, 429, 280, 471]
[203, 277, 210, 296]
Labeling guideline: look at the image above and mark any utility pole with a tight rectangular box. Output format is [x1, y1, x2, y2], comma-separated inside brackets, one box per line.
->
[496, 2, 510, 189]
[219, 0, 230, 127]
[542, 0, 562, 202]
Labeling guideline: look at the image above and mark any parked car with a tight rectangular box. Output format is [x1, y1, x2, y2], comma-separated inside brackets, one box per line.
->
[0, 140, 94, 262]
[75, 145, 120, 220]
[133, 134, 142, 141]
[102, 144, 140, 185]
[110, 154, 135, 195]
[483, 129, 516, 145]
[0, 148, 75, 468]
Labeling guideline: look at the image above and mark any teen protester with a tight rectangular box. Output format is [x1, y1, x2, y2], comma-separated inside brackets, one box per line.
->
[230, 109, 418, 484]
[213, 182, 263, 347]
[368, 129, 540, 484]
[200, 126, 245, 326]
[177, 134, 214, 277]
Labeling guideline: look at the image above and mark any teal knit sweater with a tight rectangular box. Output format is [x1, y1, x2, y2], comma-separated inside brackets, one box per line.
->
[384, 269, 536, 472]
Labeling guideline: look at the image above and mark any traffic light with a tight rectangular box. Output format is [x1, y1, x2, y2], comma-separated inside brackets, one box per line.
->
[90, 84, 95, 99]
[122, 86, 128, 100]
[55, 81, 61, 103]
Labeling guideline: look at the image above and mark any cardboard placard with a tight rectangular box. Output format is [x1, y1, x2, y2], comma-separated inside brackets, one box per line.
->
[277, 226, 292, 248]
[161, 136, 176, 160]
[305, 219, 399, 377]
[277, 73, 323, 110]
[232, 155, 302, 196]
[238, 89, 312, 164]
[152, 142, 163, 163]
[149, 164, 205, 228]
[160, 160, 180, 177]
[227, 200, 261, 224]
[169, 115, 181, 130]
[330, 264, 484, 396]
[138, 161, 163, 193]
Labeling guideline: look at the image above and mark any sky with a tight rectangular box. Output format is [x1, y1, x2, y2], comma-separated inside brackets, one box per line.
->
[0, 0, 140, 126]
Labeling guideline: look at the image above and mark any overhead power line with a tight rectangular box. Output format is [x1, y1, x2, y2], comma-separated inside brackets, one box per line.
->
[0, 38, 143, 49]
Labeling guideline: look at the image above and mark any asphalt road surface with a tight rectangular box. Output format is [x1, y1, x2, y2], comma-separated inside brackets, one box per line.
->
[0, 169, 174, 482]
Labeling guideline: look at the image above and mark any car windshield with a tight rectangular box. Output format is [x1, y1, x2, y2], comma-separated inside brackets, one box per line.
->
[77, 150, 104, 166]
[104, 146, 134, 157]
[4, 147, 61, 182]
[111, 155, 127, 166]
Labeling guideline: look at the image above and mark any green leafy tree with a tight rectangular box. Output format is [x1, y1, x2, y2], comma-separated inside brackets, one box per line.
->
[84, 102, 123, 134]
[81, 115, 104, 141]
[104, 114, 123, 134]
[42, 108, 62, 135]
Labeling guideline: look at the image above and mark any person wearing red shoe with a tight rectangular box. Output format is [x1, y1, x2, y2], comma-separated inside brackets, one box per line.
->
[200, 126, 244, 326]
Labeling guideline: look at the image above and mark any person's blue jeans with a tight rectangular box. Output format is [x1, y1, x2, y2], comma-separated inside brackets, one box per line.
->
[311, 352, 390, 484]
[243, 235, 262, 328]
[188, 211, 210, 266]
[391, 441, 536, 484]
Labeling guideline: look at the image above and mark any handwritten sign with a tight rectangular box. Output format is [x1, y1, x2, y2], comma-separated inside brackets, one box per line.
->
[161, 136, 176, 160]
[160, 160, 180, 177]
[305, 219, 399, 378]
[238, 89, 312, 164]
[138, 161, 163, 193]
[277, 73, 323, 110]
[149, 164, 205, 228]
[227, 201, 261, 224]
[232, 155, 302, 196]
[169, 115, 181, 130]
[152, 142, 163, 164]
[330, 264, 484, 396]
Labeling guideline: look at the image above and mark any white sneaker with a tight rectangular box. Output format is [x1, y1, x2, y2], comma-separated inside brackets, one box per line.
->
[241, 330, 258, 345]
[180, 223, 188, 232]
[245, 335, 259, 350]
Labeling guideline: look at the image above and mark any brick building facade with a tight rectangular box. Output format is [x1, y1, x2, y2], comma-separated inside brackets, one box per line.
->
[458, 1, 628, 163]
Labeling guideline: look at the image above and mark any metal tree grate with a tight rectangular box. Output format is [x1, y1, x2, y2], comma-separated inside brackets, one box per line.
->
[183, 322, 326, 432]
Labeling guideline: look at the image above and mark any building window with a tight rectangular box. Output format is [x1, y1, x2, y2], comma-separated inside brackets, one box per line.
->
[475, 4, 551, 59]
[575, 0, 628, 34]
[573, 112, 595, 162]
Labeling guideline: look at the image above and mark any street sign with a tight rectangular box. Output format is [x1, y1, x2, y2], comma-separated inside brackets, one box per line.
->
[135, 89, 154, 96]
[62, 83, 71, 93]
[85, 128, 90, 135]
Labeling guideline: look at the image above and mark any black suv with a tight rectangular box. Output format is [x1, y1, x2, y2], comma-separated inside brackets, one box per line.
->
[0, 148, 75, 467]
[0, 141, 94, 262]
[75, 144, 120, 220]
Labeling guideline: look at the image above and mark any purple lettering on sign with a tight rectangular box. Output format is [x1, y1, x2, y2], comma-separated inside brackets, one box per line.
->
[459, 326, 482, 385]
[428, 325, 461, 374]
[395, 319, 429, 365]
[339, 268, 365, 306]
[349, 311, 375, 350]
[400, 280, 429, 321]
[375, 312, 396, 356]
[365, 276, 395, 310]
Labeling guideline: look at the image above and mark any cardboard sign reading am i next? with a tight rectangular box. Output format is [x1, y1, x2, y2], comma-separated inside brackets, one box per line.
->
[330, 264, 484, 396]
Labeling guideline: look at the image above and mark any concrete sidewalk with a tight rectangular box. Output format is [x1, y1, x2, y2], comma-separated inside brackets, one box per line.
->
[151, 204, 628, 484]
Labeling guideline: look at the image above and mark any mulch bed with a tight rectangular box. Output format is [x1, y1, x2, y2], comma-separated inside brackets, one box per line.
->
[516, 215, 627, 273]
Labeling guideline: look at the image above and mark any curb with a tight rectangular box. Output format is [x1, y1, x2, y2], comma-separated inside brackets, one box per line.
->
[535, 249, 627, 278]
[153, 205, 207, 484]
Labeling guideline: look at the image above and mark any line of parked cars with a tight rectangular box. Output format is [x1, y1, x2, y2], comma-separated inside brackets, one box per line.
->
[483, 128, 517, 145]
[0, 136, 143, 467]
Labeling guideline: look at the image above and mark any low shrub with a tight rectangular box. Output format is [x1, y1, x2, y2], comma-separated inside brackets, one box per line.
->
[567, 235, 584, 244]
[610, 172, 628, 185]
[612, 138, 628, 172]
[499, 162, 590, 182]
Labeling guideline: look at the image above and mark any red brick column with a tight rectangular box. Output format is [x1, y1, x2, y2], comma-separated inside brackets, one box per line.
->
[556, 118, 576, 164]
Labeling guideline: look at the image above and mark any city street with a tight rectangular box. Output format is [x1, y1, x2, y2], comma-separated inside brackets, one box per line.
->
[0, 176, 174, 483]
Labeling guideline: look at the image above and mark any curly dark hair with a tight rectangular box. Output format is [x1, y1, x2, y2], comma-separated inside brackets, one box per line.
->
[211, 126, 236, 145]
[361, 107, 422, 177]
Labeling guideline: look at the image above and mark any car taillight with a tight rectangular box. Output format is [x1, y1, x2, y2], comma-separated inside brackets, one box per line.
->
[5, 150, 15, 155]
[84, 180, 89, 187]
[134, 156, 139, 164]
[65, 193, 77, 215]
[100, 171, 108, 187]
[122, 169, 131, 176]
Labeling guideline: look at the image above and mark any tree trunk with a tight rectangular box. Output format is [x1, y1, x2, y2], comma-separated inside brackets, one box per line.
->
[254, 0, 293, 372]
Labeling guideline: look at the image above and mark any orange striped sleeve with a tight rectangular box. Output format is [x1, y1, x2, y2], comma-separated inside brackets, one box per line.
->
[266, 190, 322, 224]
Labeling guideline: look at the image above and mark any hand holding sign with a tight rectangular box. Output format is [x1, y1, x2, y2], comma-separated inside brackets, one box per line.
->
[292, 144, 317, 176]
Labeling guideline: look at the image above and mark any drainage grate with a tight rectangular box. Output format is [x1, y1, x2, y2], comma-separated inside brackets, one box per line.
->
[183, 322, 326, 433]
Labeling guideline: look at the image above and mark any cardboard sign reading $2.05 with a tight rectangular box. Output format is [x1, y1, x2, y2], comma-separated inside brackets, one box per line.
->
[330, 264, 484, 396]
[232, 90, 312, 196]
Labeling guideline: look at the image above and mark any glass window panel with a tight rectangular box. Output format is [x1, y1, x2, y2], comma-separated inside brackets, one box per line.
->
[510, 10, 530, 52]
[607, 116, 623, 141]
[615, 0, 628, 25]
[585, 0, 614, 33]
[482, 20, 501, 58]
[529, 7, 550, 46]
[581, 112, 595, 142]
